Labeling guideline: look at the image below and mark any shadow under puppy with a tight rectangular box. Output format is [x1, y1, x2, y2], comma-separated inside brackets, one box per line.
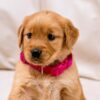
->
[9, 11, 85, 100]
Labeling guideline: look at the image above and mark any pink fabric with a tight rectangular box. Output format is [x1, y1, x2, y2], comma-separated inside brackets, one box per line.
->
[20, 52, 73, 76]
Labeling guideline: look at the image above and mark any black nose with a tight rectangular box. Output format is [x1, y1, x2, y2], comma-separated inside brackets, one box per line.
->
[31, 48, 42, 59]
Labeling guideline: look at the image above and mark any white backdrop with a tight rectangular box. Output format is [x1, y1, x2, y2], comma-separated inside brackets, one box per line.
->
[0, 0, 100, 80]
[0, 0, 40, 69]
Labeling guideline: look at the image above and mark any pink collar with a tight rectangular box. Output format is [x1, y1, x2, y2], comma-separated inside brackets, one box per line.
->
[20, 52, 73, 76]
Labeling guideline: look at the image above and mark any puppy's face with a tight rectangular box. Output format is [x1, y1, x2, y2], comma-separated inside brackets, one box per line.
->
[18, 11, 79, 66]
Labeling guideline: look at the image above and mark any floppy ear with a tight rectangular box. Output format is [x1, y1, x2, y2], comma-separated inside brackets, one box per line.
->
[17, 16, 30, 48]
[18, 25, 24, 48]
[64, 20, 79, 49]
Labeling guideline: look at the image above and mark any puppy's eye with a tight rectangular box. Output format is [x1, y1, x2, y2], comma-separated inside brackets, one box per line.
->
[26, 33, 32, 39]
[48, 33, 55, 41]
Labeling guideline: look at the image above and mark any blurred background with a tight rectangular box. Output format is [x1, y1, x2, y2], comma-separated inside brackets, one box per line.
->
[0, 0, 100, 100]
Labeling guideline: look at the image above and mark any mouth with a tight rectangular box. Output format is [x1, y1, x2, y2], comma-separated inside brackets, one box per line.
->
[30, 59, 41, 65]
[30, 56, 50, 67]
[30, 57, 60, 67]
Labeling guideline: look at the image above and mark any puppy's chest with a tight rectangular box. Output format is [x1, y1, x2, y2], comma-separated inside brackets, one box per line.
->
[26, 78, 62, 100]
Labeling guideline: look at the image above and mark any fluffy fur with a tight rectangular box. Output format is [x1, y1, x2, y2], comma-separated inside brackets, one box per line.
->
[9, 11, 85, 100]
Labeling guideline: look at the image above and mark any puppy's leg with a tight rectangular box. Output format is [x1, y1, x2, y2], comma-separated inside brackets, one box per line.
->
[60, 80, 85, 100]
[60, 88, 85, 100]
[9, 85, 37, 100]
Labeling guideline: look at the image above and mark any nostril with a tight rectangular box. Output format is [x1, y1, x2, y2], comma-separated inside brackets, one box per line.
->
[31, 48, 42, 59]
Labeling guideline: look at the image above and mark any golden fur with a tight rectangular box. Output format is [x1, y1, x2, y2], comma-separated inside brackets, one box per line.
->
[9, 11, 85, 100]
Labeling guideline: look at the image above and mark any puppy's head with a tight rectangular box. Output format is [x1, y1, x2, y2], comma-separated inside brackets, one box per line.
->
[18, 11, 79, 66]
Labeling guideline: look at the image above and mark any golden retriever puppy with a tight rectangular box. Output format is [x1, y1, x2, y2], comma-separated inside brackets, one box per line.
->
[9, 11, 85, 100]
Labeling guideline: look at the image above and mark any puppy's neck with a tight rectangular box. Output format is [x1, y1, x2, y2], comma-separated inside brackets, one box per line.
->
[20, 52, 73, 77]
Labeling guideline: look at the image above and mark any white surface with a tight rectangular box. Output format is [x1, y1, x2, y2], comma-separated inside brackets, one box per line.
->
[0, 71, 14, 100]
[0, 71, 100, 100]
